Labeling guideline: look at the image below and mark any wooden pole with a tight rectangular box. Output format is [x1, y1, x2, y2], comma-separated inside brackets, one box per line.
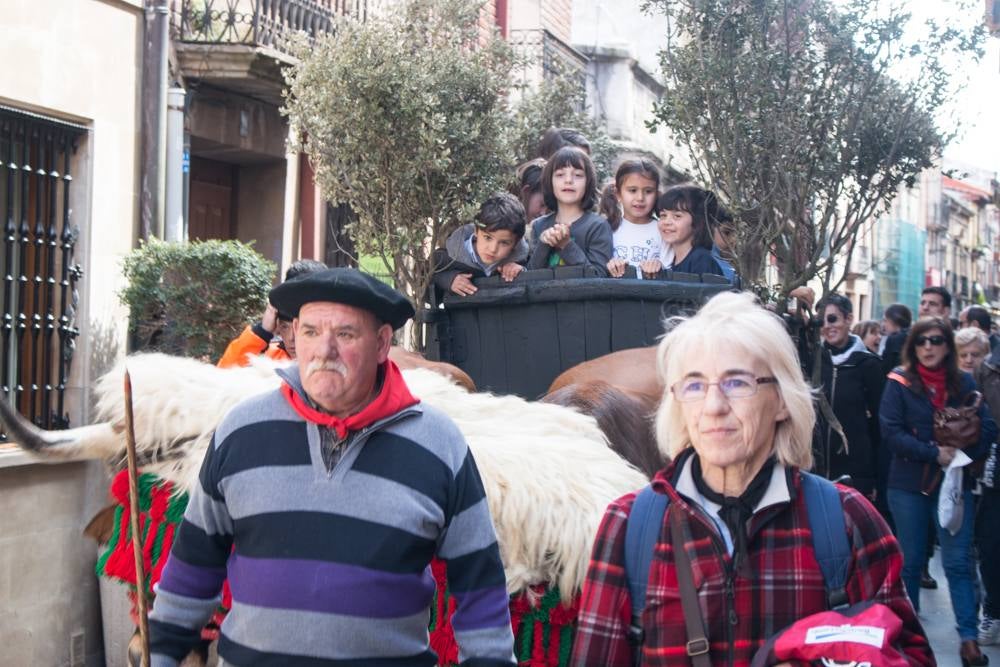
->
[124, 369, 150, 667]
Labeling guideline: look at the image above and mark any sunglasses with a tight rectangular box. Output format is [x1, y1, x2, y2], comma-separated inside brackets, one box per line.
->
[915, 335, 946, 347]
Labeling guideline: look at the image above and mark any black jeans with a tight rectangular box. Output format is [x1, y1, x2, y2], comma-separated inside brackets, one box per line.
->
[977, 491, 1000, 618]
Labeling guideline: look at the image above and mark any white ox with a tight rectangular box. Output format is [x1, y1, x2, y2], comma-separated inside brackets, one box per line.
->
[2, 353, 647, 599]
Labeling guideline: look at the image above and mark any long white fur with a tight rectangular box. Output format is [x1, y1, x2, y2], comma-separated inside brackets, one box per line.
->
[25, 353, 647, 598]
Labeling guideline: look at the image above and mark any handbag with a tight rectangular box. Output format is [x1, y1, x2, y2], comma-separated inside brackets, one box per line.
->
[933, 391, 982, 450]
[922, 391, 983, 495]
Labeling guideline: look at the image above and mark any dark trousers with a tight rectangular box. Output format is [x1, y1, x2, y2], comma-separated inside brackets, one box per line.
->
[977, 492, 1000, 618]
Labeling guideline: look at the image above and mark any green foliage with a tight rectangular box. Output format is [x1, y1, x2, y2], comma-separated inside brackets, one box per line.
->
[284, 0, 513, 338]
[645, 0, 985, 297]
[120, 239, 276, 360]
[508, 64, 618, 181]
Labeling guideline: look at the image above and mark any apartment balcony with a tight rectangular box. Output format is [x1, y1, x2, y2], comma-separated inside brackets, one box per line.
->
[509, 28, 588, 100]
[171, 0, 363, 104]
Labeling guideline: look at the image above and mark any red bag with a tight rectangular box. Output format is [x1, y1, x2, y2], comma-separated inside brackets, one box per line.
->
[751, 601, 911, 667]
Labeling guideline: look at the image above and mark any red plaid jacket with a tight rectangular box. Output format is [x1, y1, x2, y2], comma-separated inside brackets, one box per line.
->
[570, 450, 934, 666]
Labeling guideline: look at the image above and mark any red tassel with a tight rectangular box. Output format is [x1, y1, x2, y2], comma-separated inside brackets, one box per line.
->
[428, 559, 459, 665]
[531, 618, 545, 666]
[150, 523, 175, 587]
[547, 612, 564, 667]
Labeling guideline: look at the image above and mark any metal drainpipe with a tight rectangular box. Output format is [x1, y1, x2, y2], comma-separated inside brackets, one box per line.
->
[139, 0, 169, 240]
[153, 0, 169, 240]
[164, 87, 186, 242]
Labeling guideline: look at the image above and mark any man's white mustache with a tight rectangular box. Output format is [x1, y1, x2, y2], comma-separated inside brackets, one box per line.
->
[306, 359, 348, 376]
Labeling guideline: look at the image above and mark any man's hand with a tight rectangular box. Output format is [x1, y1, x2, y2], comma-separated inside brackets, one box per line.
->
[261, 304, 278, 333]
[540, 223, 570, 249]
[639, 259, 662, 279]
[607, 258, 628, 278]
[500, 263, 524, 282]
[450, 273, 477, 296]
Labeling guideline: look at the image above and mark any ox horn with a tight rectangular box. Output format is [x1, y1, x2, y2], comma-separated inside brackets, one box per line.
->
[0, 398, 121, 461]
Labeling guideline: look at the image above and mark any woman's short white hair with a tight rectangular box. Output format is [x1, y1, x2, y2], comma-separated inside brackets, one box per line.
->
[654, 291, 814, 469]
[955, 326, 990, 354]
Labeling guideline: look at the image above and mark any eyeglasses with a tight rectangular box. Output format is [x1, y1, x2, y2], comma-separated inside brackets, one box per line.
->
[915, 335, 946, 347]
[825, 313, 841, 324]
[671, 373, 778, 402]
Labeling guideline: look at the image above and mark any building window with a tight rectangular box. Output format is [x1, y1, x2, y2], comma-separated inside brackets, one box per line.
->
[0, 106, 85, 431]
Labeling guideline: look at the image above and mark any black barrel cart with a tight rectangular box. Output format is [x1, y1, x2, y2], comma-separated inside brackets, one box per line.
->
[423, 266, 732, 399]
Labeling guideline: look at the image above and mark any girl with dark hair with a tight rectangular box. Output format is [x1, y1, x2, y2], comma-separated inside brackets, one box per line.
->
[526, 147, 613, 276]
[605, 159, 666, 279]
[514, 158, 547, 226]
[880, 317, 996, 666]
[598, 179, 619, 229]
[647, 185, 724, 277]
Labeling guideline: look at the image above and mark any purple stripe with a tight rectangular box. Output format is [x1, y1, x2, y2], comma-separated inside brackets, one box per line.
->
[158, 556, 227, 599]
[228, 554, 435, 618]
[451, 586, 512, 632]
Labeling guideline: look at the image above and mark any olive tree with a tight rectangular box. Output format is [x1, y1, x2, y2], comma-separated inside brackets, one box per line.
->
[284, 0, 513, 345]
[646, 0, 985, 300]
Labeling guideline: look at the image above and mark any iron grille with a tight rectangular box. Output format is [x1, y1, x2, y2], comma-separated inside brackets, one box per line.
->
[0, 108, 84, 432]
[171, 0, 360, 53]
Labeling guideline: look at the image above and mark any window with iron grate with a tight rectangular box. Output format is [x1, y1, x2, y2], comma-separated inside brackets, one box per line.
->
[0, 107, 85, 434]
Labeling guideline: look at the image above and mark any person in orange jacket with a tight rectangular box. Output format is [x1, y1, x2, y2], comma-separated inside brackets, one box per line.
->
[217, 259, 327, 368]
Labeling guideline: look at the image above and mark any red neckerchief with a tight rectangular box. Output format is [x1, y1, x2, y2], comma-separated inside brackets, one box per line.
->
[916, 364, 948, 410]
[280, 360, 419, 439]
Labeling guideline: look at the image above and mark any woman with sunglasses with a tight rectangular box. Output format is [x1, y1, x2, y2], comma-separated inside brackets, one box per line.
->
[815, 294, 885, 506]
[881, 317, 997, 666]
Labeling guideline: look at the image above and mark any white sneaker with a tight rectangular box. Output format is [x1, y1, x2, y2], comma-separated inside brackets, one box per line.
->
[979, 616, 1000, 645]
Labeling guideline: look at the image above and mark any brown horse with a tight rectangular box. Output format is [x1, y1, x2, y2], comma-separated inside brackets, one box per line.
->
[541, 345, 667, 477]
[542, 380, 665, 478]
[547, 346, 661, 397]
[389, 346, 476, 392]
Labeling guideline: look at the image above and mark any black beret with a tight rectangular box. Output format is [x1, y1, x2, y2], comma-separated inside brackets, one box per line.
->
[269, 268, 414, 330]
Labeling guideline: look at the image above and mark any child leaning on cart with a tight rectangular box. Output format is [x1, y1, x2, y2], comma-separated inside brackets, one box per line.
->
[432, 191, 529, 297]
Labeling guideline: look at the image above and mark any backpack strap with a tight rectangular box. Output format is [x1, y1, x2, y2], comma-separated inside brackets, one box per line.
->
[624, 484, 669, 665]
[800, 471, 851, 609]
[887, 370, 910, 387]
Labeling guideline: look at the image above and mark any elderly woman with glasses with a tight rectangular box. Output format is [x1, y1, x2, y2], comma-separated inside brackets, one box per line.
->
[571, 292, 931, 667]
[881, 317, 997, 667]
[956, 327, 992, 375]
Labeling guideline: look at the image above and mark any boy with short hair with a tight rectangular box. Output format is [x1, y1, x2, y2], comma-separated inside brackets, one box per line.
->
[433, 192, 528, 297]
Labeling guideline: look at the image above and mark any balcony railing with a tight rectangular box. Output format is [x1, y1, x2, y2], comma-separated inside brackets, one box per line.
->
[509, 28, 589, 100]
[171, 0, 362, 55]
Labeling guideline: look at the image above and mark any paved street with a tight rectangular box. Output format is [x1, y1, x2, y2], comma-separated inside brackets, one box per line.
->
[921, 551, 1000, 666]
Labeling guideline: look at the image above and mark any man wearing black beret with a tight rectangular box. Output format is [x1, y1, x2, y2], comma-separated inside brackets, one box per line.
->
[149, 268, 515, 666]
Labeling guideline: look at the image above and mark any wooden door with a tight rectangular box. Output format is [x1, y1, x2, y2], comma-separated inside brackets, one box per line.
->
[188, 157, 236, 240]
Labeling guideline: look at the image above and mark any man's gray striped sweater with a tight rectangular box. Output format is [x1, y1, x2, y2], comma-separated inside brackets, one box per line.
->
[148, 365, 516, 666]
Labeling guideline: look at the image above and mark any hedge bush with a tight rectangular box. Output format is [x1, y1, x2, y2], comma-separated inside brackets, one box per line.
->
[120, 239, 276, 360]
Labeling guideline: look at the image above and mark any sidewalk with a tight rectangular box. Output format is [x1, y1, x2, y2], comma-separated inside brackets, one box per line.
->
[922, 552, 1000, 667]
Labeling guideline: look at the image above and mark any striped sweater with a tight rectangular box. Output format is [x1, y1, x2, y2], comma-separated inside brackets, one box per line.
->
[149, 366, 515, 666]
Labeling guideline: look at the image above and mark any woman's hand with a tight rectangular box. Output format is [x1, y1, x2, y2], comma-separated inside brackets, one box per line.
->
[937, 445, 957, 467]
[606, 258, 627, 278]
